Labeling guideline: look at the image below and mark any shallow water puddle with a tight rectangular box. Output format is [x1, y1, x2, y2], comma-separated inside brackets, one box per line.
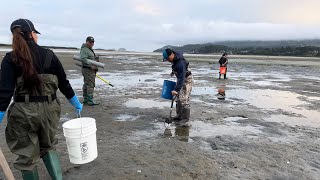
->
[69, 70, 165, 90]
[265, 112, 320, 127]
[192, 87, 217, 95]
[251, 81, 281, 86]
[227, 88, 320, 127]
[129, 120, 263, 143]
[124, 98, 169, 109]
[189, 121, 262, 137]
[224, 116, 249, 122]
[228, 89, 304, 110]
[115, 114, 140, 121]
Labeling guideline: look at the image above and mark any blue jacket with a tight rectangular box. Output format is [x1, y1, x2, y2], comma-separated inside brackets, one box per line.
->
[172, 52, 190, 92]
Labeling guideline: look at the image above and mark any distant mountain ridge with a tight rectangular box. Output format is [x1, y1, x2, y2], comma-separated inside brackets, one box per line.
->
[154, 40, 320, 57]
[210, 40, 320, 48]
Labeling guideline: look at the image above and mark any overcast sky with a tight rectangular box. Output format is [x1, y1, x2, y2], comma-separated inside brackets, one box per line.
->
[1, 0, 320, 52]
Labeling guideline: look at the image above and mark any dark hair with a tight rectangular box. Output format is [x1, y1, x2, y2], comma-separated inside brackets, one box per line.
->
[165, 48, 174, 56]
[12, 28, 41, 92]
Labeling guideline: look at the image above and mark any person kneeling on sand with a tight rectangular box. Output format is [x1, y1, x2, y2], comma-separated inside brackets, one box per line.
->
[162, 48, 194, 125]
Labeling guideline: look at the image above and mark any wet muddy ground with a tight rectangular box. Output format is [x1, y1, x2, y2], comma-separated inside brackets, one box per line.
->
[1, 51, 320, 179]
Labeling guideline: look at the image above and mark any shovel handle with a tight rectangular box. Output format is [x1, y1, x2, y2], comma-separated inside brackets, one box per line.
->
[0, 148, 15, 180]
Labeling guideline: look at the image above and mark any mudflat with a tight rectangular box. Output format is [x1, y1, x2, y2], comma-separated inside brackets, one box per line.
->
[1, 50, 320, 180]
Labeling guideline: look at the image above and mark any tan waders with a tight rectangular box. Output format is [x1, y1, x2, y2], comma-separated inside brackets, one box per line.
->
[82, 67, 99, 106]
[175, 75, 193, 125]
[5, 51, 63, 180]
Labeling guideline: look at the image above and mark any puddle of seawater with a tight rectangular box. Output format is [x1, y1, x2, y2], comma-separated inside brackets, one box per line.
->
[189, 121, 262, 137]
[224, 116, 249, 122]
[295, 75, 320, 81]
[252, 81, 280, 86]
[307, 96, 320, 101]
[228, 89, 303, 111]
[129, 120, 263, 144]
[69, 70, 167, 90]
[192, 87, 216, 95]
[115, 114, 140, 121]
[125, 98, 170, 109]
[226, 88, 320, 127]
[265, 113, 320, 127]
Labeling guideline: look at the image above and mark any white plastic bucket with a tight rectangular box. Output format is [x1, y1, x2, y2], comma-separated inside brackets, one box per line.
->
[62, 117, 98, 164]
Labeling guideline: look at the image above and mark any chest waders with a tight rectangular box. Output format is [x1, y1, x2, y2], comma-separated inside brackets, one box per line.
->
[172, 60, 193, 126]
[5, 51, 63, 180]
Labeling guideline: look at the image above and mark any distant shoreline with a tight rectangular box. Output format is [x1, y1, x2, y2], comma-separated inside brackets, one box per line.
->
[1, 46, 320, 66]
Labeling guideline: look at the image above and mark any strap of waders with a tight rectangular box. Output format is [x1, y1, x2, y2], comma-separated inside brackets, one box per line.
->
[14, 50, 56, 103]
[14, 94, 57, 103]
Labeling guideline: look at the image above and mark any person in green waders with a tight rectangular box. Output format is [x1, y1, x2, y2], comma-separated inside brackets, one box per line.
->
[80, 36, 100, 106]
[0, 19, 82, 180]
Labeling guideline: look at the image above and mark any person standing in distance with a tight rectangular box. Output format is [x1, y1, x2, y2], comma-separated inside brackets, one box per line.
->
[0, 18, 82, 180]
[80, 36, 100, 106]
[219, 53, 228, 79]
[163, 49, 193, 125]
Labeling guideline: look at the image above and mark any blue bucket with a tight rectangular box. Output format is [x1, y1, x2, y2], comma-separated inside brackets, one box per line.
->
[161, 80, 176, 100]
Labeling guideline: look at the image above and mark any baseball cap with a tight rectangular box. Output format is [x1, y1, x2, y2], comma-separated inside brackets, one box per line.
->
[86, 36, 94, 43]
[162, 48, 173, 61]
[10, 19, 40, 34]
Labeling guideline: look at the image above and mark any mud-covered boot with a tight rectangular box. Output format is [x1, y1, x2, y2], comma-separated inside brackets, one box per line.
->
[176, 108, 190, 126]
[42, 151, 63, 180]
[21, 167, 39, 180]
[87, 94, 100, 106]
[172, 102, 182, 121]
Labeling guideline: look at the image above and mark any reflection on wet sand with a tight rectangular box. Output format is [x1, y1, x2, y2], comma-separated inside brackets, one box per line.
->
[163, 125, 191, 142]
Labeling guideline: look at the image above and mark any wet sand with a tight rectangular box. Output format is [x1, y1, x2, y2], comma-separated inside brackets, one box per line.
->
[1, 50, 320, 179]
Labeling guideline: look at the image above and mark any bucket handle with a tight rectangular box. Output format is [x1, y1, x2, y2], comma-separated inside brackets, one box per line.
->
[77, 112, 84, 137]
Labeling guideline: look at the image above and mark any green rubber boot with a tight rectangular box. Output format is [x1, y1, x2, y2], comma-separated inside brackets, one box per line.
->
[21, 167, 39, 180]
[42, 151, 63, 180]
[87, 94, 100, 106]
[83, 95, 88, 104]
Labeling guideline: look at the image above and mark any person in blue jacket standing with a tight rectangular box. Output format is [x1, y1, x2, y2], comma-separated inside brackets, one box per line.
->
[0, 18, 82, 180]
[163, 48, 193, 125]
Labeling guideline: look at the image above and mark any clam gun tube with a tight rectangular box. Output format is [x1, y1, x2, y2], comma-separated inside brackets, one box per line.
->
[73, 55, 105, 68]
[74, 62, 114, 87]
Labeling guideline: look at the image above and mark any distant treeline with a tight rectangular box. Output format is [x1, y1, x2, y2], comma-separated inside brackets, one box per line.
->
[154, 40, 320, 57]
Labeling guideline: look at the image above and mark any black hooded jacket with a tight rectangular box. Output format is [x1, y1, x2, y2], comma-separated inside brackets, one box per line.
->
[171, 52, 190, 92]
[0, 43, 75, 111]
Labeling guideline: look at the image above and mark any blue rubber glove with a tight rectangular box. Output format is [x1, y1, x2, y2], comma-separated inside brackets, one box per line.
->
[0, 111, 5, 124]
[68, 95, 83, 115]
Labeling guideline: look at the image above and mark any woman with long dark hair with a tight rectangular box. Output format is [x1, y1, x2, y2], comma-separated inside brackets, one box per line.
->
[0, 19, 82, 180]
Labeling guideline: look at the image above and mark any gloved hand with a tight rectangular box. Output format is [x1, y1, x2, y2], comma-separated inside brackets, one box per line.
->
[68, 95, 83, 115]
[171, 90, 178, 96]
[0, 111, 5, 124]
[91, 65, 98, 71]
